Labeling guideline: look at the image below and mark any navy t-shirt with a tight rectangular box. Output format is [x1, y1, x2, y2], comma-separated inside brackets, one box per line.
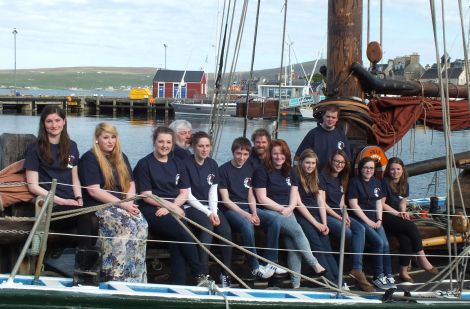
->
[172, 144, 191, 161]
[24, 140, 79, 199]
[185, 155, 219, 205]
[319, 172, 344, 215]
[249, 152, 264, 170]
[347, 176, 383, 221]
[381, 177, 409, 211]
[295, 126, 351, 172]
[78, 150, 133, 206]
[133, 153, 189, 203]
[294, 169, 323, 219]
[218, 160, 255, 210]
[252, 166, 298, 207]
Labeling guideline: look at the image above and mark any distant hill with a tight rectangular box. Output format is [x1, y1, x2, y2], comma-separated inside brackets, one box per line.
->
[0, 60, 326, 90]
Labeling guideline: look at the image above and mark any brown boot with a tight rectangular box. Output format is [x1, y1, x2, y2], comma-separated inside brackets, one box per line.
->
[349, 269, 376, 292]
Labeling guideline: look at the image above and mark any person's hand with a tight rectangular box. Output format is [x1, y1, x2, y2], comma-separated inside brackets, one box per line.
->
[401, 211, 411, 220]
[280, 206, 293, 217]
[122, 203, 140, 216]
[316, 223, 329, 235]
[251, 213, 260, 226]
[60, 198, 81, 207]
[155, 208, 169, 217]
[209, 213, 220, 226]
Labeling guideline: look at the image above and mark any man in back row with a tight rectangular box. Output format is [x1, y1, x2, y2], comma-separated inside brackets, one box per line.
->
[295, 105, 351, 172]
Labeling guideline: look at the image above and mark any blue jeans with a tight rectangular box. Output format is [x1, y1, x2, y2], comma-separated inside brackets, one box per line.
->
[296, 214, 338, 283]
[266, 211, 319, 288]
[223, 208, 281, 271]
[327, 215, 365, 271]
[357, 221, 392, 277]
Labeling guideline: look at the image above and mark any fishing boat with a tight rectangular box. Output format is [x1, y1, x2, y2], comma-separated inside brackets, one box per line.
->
[2, 0, 470, 307]
[172, 100, 237, 117]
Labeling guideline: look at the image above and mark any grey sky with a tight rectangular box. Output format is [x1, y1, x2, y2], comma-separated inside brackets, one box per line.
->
[0, 0, 468, 71]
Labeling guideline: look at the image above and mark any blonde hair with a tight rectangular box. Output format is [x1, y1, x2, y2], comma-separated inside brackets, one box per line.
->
[92, 122, 131, 195]
[296, 149, 320, 194]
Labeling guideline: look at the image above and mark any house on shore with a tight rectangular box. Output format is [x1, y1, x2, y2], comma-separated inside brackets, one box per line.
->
[420, 55, 467, 85]
[377, 53, 424, 81]
[152, 69, 207, 99]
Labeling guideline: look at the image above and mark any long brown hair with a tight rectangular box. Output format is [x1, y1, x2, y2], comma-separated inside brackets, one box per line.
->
[92, 123, 131, 195]
[325, 149, 350, 190]
[296, 149, 319, 194]
[37, 105, 71, 168]
[265, 139, 291, 177]
[384, 157, 408, 196]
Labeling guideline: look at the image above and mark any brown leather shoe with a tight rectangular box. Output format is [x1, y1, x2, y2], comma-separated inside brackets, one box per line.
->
[350, 269, 372, 286]
[399, 274, 414, 283]
[425, 267, 439, 275]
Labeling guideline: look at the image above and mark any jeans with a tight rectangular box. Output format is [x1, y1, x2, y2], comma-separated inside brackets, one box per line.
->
[186, 207, 232, 274]
[296, 214, 339, 283]
[266, 210, 318, 288]
[223, 208, 281, 271]
[327, 215, 365, 271]
[358, 221, 392, 277]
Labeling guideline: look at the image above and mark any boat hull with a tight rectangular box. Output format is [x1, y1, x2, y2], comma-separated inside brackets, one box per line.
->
[172, 102, 236, 117]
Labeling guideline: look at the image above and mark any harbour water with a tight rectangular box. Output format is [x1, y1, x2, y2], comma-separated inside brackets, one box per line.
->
[1, 111, 470, 199]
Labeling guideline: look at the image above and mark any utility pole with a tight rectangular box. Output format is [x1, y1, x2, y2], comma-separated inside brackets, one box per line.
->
[163, 43, 167, 69]
[12, 28, 18, 96]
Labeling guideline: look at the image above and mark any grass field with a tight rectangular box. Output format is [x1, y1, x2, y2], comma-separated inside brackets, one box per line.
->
[0, 67, 156, 90]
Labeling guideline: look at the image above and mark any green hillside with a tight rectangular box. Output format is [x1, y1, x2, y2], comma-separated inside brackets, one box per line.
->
[0, 67, 156, 90]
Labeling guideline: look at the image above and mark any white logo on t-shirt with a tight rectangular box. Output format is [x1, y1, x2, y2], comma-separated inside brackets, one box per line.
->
[244, 177, 251, 189]
[286, 177, 291, 186]
[207, 174, 216, 185]
[175, 173, 180, 185]
[374, 187, 381, 197]
[337, 141, 345, 150]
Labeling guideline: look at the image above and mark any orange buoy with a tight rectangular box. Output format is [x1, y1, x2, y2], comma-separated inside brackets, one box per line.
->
[354, 145, 388, 178]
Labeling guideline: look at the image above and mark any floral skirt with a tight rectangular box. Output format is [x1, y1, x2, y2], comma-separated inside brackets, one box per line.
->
[96, 206, 148, 282]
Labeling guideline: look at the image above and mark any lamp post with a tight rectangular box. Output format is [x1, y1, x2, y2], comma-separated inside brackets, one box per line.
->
[163, 43, 167, 69]
[12, 28, 18, 96]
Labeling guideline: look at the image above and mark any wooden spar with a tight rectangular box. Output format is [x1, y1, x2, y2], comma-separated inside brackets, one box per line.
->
[406, 150, 470, 177]
[326, 1, 363, 98]
[351, 62, 469, 98]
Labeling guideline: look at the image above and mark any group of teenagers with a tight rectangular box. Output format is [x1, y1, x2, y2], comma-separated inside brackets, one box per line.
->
[23, 104, 438, 291]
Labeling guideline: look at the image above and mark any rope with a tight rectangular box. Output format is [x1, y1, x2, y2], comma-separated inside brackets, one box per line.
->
[457, 0, 470, 111]
[274, 0, 288, 139]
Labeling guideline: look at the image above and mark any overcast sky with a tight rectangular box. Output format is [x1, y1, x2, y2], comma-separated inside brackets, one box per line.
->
[0, 0, 468, 71]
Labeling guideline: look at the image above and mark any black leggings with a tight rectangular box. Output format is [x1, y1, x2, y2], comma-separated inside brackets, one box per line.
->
[382, 212, 423, 267]
[142, 205, 203, 284]
[186, 207, 232, 274]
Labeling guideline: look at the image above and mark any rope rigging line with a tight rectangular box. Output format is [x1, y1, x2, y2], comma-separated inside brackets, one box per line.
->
[274, 0, 288, 140]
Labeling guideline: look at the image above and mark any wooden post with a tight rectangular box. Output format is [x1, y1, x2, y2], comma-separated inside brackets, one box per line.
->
[112, 99, 117, 114]
[96, 97, 100, 114]
[326, 0, 363, 98]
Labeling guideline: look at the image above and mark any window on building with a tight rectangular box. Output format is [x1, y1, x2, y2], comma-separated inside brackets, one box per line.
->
[158, 83, 165, 98]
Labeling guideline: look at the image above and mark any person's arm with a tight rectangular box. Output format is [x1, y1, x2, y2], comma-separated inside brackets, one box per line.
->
[254, 187, 284, 213]
[348, 198, 377, 228]
[219, 188, 252, 218]
[71, 166, 83, 206]
[187, 187, 212, 216]
[382, 197, 400, 216]
[280, 185, 298, 216]
[140, 188, 187, 217]
[399, 197, 411, 220]
[208, 184, 218, 213]
[296, 193, 328, 234]
[26, 169, 79, 206]
[317, 191, 327, 225]
[375, 199, 383, 228]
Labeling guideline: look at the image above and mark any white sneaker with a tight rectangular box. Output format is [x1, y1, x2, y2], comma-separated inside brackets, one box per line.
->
[266, 264, 288, 275]
[252, 265, 274, 279]
[372, 274, 389, 290]
[386, 275, 397, 289]
[219, 273, 231, 288]
[342, 283, 350, 291]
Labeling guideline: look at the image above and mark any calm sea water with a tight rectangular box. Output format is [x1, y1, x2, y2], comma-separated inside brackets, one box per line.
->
[1, 111, 470, 199]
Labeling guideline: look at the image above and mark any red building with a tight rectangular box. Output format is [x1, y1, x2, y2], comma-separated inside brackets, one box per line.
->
[152, 69, 207, 99]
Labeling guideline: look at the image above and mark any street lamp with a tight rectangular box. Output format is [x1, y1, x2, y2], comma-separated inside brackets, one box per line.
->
[12, 28, 18, 96]
[163, 43, 167, 69]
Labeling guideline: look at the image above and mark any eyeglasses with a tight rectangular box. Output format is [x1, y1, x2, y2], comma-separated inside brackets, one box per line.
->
[362, 166, 375, 170]
[333, 159, 346, 165]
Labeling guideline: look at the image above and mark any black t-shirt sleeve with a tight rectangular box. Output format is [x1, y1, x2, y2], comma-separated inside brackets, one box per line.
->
[218, 164, 229, 189]
[133, 158, 152, 193]
[252, 166, 268, 189]
[347, 177, 360, 200]
[24, 143, 40, 171]
[79, 151, 102, 186]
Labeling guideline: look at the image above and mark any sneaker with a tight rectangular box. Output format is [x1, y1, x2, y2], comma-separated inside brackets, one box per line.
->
[252, 265, 274, 279]
[193, 274, 210, 286]
[386, 275, 397, 289]
[342, 283, 350, 291]
[219, 274, 231, 288]
[266, 264, 288, 275]
[372, 274, 389, 290]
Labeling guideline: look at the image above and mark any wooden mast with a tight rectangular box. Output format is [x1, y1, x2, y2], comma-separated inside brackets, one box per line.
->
[326, 0, 363, 98]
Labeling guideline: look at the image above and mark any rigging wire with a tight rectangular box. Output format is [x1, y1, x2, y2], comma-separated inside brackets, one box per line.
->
[274, 0, 288, 139]
[243, 0, 261, 138]
[458, 0, 470, 112]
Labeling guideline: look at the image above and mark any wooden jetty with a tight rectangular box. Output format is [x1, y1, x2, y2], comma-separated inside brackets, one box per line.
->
[0, 95, 185, 117]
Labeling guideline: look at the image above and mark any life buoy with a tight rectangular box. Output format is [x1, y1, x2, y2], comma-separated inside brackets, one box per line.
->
[354, 145, 388, 179]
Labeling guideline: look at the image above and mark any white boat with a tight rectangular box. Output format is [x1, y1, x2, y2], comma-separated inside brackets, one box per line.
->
[172, 100, 237, 117]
